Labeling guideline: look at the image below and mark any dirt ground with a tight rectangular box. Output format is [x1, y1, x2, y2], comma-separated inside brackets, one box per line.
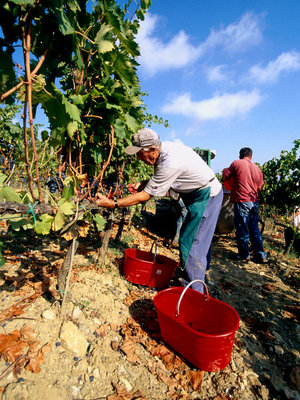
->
[0, 206, 299, 400]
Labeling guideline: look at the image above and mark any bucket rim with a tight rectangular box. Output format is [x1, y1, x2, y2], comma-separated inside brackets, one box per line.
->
[124, 248, 178, 267]
[154, 287, 240, 338]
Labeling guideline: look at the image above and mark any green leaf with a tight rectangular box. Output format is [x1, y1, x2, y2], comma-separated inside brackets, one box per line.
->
[114, 118, 126, 138]
[9, 0, 35, 5]
[0, 49, 17, 94]
[95, 23, 115, 54]
[93, 214, 106, 232]
[113, 52, 138, 86]
[90, 148, 103, 164]
[55, 7, 75, 35]
[66, 120, 79, 139]
[58, 199, 75, 215]
[41, 130, 49, 141]
[53, 200, 75, 231]
[62, 180, 75, 201]
[0, 187, 21, 202]
[124, 113, 139, 132]
[66, 0, 81, 13]
[35, 214, 54, 235]
[10, 217, 33, 231]
[53, 212, 65, 231]
[0, 174, 7, 188]
[33, 85, 83, 141]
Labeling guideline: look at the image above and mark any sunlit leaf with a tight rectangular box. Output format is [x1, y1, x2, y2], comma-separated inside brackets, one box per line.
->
[0, 174, 6, 188]
[95, 23, 114, 54]
[93, 214, 106, 232]
[35, 214, 54, 235]
[58, 199, 75, 215]
[0, 187, 21, 203]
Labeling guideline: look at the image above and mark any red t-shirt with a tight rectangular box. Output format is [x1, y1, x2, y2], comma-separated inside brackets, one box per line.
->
[223, 159, 264, 203]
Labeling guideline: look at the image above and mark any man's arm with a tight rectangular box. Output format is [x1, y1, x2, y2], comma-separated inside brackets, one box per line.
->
[222, 167, 232, 181]
[96, 190, 151, 209]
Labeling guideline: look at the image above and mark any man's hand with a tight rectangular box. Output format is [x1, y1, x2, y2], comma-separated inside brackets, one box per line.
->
[95, 193, 114, 209]
[127, 182, 141, 194]
[127, 180, 148, 194]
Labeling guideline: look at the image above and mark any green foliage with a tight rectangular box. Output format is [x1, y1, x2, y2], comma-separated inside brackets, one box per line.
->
[93, 213, 106, 232]
[0, 105, 24, 169]
[35, 214, 54, 235]
[0, 0, 172, 239]
[260, 139, 300, 221]
[53, 199, 75, 231]
[0, 186, 22, 202]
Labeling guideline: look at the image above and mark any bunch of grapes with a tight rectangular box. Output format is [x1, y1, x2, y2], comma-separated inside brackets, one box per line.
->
[89, 179, 98, 197]
[46, 172, 65, 193]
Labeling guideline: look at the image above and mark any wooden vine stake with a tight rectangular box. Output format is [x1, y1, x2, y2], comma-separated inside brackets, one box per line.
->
[59, 200, 80, 319]
[60, 237, 78, 319]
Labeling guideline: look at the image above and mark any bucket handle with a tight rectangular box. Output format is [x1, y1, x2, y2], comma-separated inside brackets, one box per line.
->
[150, 240, 158, 262]
[175, 279, 209, 318]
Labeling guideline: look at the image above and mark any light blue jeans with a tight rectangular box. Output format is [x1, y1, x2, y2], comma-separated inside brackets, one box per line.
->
[234, 202, 267, 260]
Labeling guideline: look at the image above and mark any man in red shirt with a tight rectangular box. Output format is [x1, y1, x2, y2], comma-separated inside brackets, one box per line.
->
[223, 147, 268, 263]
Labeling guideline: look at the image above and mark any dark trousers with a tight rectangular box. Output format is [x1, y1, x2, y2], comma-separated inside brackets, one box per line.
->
[234, 202, 267, 260]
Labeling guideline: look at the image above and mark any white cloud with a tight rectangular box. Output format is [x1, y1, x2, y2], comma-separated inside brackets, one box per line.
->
[162, 90, 264, 121]
[136, 13, 202, 76]
[206, 65, 228, 82]
[137, 12, 264, 76]
[202, 12, 263, 54]
[248, 51, 300, 83]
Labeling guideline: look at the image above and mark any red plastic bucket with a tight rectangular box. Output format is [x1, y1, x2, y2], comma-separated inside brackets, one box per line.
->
[154, 280, 240, 371]
[123, 244, 178, 289]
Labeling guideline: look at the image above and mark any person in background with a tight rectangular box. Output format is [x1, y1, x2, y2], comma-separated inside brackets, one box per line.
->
[223, 147, 268, 263]
[95, 128, 223, 292]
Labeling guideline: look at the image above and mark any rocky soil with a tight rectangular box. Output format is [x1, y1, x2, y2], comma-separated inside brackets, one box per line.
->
[0, 206, 299, 400]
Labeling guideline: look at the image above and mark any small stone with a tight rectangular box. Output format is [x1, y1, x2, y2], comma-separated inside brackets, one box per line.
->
[60, 321, 89, 357]
[71, 386, 80, 396]
[111, 341, 119, 351]
[274, 345, 284, 355]
[273, 331, 284, 342]
[6, 372, 14, 381]
[119, 377, 132, 392]
[118, 365, 128, 376]
[42, 309, 56, 320]
[72, 306, 82, 319]
[93, 368, 100, 379]
[284, 387, 300, 400]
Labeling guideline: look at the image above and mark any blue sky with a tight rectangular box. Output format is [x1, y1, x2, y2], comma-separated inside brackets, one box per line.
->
[135, 0, 300, 173]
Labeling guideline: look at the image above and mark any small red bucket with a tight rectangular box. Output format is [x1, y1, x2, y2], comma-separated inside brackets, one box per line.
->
[123, 243, 178, 289]
[154, 279, 239, 371]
